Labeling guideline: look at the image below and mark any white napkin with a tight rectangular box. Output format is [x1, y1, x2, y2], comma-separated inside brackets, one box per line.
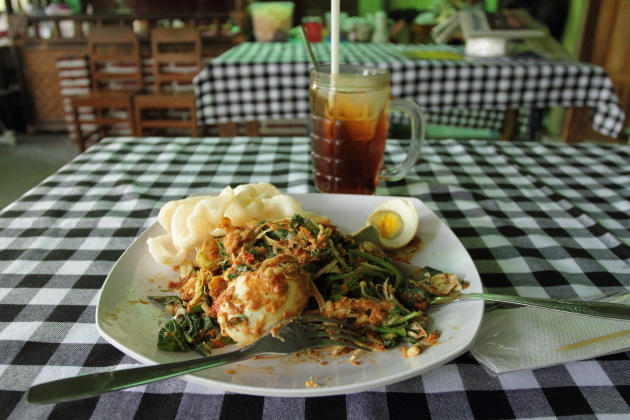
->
[470, 294, 630, 374]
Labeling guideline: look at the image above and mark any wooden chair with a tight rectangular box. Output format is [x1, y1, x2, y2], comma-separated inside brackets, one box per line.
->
[70, 26, 143, 151]
[133, 27, 202, 137]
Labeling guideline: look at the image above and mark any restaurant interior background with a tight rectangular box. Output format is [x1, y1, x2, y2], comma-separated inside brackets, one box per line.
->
[0, 0, 628, 209]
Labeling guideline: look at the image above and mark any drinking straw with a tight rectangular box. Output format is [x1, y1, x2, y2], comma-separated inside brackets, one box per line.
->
[329, 0, 340, 124]
[301, 25, 319, 71]
[330, 0, 340, 74]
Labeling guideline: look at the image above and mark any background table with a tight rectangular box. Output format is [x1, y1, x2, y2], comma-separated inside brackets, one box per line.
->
[1, 136, 629, 418]
[194, 43, 626, 141]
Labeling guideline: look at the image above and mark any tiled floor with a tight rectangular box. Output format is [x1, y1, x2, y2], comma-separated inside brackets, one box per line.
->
[0, 133, 78, 210]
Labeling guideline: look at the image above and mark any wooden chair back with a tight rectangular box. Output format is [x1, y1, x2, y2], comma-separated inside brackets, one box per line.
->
[87, 26, 143, 93]
[150, 27, 202, 94]
[70, 26, 143, 151]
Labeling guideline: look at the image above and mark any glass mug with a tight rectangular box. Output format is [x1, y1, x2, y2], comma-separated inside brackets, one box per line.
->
[310, 64, 425, 195]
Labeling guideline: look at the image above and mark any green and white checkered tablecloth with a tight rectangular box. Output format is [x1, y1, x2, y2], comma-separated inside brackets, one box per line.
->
[2, 136, 629, 418]
[195, 43, 625, 138]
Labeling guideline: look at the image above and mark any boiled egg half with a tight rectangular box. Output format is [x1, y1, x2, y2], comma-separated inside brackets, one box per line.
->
[367, 198, 419, 249]
[215, 256, 309, 345]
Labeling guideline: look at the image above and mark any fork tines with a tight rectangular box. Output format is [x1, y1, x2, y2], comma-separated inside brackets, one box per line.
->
[293, 316, 371, 351]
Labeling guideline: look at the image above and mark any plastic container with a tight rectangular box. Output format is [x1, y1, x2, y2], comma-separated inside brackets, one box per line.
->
[302, 17, 323, 43]
[371, 10, 389, 43]
[249, 2, 294, 42]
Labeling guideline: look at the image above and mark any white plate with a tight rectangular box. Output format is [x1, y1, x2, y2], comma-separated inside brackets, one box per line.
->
[96, 194, 483, 397]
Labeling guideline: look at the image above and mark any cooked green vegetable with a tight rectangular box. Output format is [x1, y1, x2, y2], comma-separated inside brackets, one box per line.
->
[151, 214, 462, 354]
[157, 319, 189, 352]
[151, 296, 233, 356]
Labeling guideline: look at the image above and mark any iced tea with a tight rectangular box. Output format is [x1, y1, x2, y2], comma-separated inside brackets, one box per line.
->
[310, 65, 425, 195]
[310, 93, 390, 194]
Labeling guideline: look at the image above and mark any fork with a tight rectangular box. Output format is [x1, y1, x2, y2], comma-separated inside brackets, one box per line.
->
[428, 292, 630, 320]
[392, 261, 630, 321]
[27, 316, 367, 404]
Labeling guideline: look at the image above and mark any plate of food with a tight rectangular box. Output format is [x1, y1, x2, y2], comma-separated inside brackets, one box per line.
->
[96, 183, 483, 397]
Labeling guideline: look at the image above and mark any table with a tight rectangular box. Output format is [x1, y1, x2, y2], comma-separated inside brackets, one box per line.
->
[194, 43, 626, 142]
[1, 136, 629, 418]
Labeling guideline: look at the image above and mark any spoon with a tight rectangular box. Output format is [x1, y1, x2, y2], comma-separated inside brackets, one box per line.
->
[301, 25, 319, 71]
[392, 261, 630, 321]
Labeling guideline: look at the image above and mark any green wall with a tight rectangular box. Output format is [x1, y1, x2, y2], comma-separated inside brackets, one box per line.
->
[548, 0, 587, 136]
[360, 0, 436, 16]
[562, 0, 586, 56]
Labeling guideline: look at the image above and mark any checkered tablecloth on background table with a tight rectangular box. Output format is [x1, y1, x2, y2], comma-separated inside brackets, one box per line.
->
[1, 136, 629, 419]
[194, 43, 626, 138]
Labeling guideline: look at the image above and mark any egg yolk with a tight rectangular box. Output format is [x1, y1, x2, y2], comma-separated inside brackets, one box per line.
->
[369, 210, 403, 239]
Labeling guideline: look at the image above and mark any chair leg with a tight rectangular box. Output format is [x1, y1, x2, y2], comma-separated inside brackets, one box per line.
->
[131, 101, 202, 137]
[133, 103, 143, 137]
[219, 122, 238, 137]
[95, 108, 107, 140]
[245, 121, 260, 137]
[72, 104, 85, 152]
[501, 109, 518, 141]
[191, 105, 198, 137]
[561, 107, 589, 143]
[126, 103, 136, 137]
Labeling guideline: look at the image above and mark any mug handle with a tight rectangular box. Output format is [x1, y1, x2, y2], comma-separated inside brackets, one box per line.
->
[381, 98, 425, 181]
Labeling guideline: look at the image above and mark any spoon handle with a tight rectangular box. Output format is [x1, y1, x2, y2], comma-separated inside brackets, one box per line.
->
[459, 293, 630, 321]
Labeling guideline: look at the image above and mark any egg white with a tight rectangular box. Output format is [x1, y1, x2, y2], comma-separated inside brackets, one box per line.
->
[215, 261, 309, 345]
[368, 198, 419, 249]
